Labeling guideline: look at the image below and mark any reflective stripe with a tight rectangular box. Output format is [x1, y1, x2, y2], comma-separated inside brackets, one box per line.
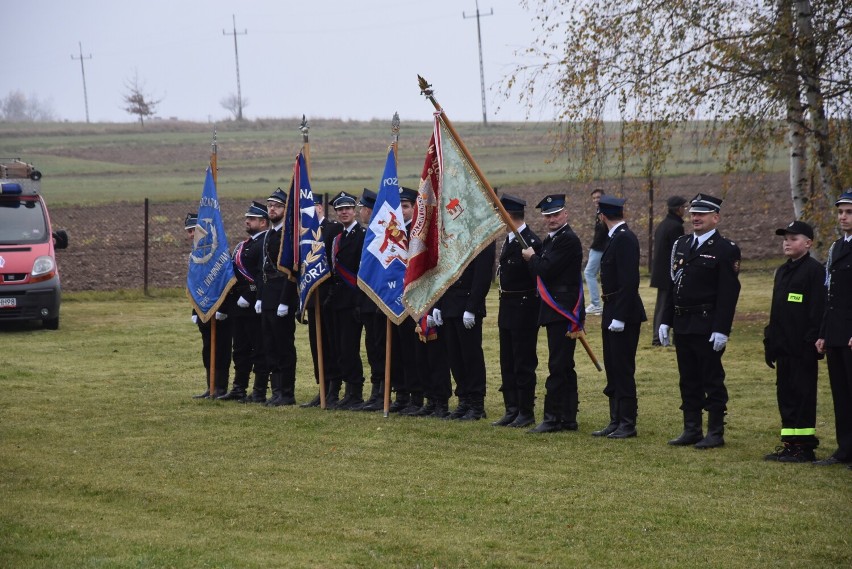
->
[780, 427, 816, 436]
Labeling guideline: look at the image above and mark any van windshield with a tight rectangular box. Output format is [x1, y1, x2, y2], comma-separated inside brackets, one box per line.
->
[0, 198, 48, 245]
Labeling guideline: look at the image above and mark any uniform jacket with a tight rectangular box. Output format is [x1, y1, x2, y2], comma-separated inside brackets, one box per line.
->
[306, 217, 343, 310]
[328, 222, 367, 310]
[440, 240, 496, 318]
[819, 237, 852, 347]
[661, 230, 741, 335]
[764, 252, 825, 358]
[527, 223, 584, 326]
[498, 225, 542, 329]
[600, 223, 647, 325]
[257, 226, 298, 308]
[229, 231, 266, 308]
[650, 211, 685, 289]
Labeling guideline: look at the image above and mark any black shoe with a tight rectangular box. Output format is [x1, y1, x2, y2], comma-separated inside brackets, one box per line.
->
[300, 393, 321, 408]
[813, 455, 844, 466]
[507, 411, 536, 428]
[429, 402, 450, 419]
[607, 426, 637, 439]
[694, 433, 724, 449]
[561, 421, 578, 431]
[591, 422, 618, 437]
[459, 407, 486, 421]
[668, 430, 704, 446]
[528, 420, 563, 434]
[491, 410, 519, 427]
[764, 445, 789, 461]
[246, 391, 267, 404]
[399, 403, 424, 416]
[447, 401, 472, 420]
[359, 399, 385, 412]
[192, 389, 210, 399]
[265, 395, 286, 407]
[216, 389, 247, 402]
[778, 445, 816, 463]
[388, 398, 410, 413]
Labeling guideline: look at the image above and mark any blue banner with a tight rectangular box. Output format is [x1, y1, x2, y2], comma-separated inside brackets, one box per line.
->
[187, 167, 236, 322]
[358, 146, 408, 324]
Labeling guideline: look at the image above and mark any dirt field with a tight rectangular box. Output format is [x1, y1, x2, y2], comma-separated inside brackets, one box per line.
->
[50, 171, 794, 292]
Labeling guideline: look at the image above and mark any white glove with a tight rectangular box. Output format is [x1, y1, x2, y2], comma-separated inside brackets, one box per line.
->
[277, 304, 289, 317]
[254, 300, 262, 314]
[426, 315, 437, 328]
[710, 332, 728, 352]
[608, 319, 625, 333]
[463, 311, 476, 329]
[658, 324, 671, 347]
[237, 296, 250, 308]
[191, 315, 198, 324]
[214, 311, 228, 321]
[432, 308, 443, 326]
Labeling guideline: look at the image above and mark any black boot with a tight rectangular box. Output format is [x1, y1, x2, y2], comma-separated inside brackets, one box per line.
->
[429, 399, 450, 419]
[608, 397, 637, 439]
[246, 372, 268, 404]
[778, 442, 817, 463]
[300, 392, 321, 408]
[279, 379, 297, 406]
[354, 382, 383, 411]
[508, 389, 536, 428]
[410, 398, 436, 417]
[388, 391, 410, 413]
[528, 412, 563, 433]
[460, 397, 486, 421]
[192, 369, 212, 398]
[265, 373, 286, 407]
[335, 382, 364, 410]
[325, 380, 342, 409]
[561, 391, 579, 431]
[668, 410, 704, 446]
[592, 398, 618, 437]
[491, 388, 519, 426]
[212, 368, 229, 399]
[447, 398, 472, 420]
[694, 412, 725, 449]
[217, 370, 249, 401]
[400, 392, 425, 415]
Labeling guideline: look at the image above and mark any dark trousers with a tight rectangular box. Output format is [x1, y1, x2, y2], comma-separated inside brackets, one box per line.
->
[825, 346, 852, 461]
[391, 318, 419, 393]
[444, 316, 486, 400]
[652, 287, 672, 345]
[198, 317, 232, 374]
[543, 323, 578, 416]
[332, 308, 364, 385]
[307, 304, 340, 384]
[673, 332, 727, 413]
[416, 331, 452, 401]
[261, 309, 296, 381]
[601, 321, 640, 400]
[232, 310, 266, 379]
[362, 311, 386, 385]
[775, 355, 818, 443]
[498, 325, 538, 394]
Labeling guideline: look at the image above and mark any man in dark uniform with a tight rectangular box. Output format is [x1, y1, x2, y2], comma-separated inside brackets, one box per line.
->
[327, 191, 368, 410]
[659, 193, 741, 449]
[814, 190, 852, 467]
[440, 238, 496, 421]
[522, 194, 585, 433]
[185, 213, 232, 399]
[650, 196, 686, 346]
[594, 196, 646, 439]
[353, 188, 388, 411]
[763, 221, 825, 462]
[302, 194, 344, 408]
[257, 188, 299, 407]
[493, 194, 541, 428]
[219, 202, 270, 403]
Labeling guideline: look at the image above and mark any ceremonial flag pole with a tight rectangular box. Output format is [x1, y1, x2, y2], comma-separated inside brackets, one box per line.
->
[416, 75, 601, 371]
[384, 113, 401, 417]
[208, 133, 217, 397]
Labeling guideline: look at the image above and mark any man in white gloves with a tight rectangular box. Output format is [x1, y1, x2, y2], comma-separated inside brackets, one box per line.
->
[659, 194, 741, 449]
[439, 240, 496, 421]
[595, 196, 646, 439]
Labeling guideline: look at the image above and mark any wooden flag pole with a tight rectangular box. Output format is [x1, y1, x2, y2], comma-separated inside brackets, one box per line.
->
[208, 129, 218, 396]
[301, 116, 327, 407]
[382, 113, 401, 417]
[417, 76, 602, 372]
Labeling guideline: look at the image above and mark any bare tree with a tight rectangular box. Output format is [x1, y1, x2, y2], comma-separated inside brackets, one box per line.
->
[0, 90, 56, 122]
[220, 93, 249, 120]
[122, 71, 161, 126]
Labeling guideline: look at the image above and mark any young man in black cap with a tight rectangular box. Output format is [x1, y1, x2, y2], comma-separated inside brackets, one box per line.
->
[659, 193, 741, 449]
[302, 193, 343, 408]
[257, 188, 299, 407]
[522, 194, 584, 433]
[594, 195, 646, 439]
[185, 213, 233, 399]
[814, 190, 852, 467]
[650, 195, 687, 346]
[326, 191, 367, 410]
[493, 194, 542, 428]
[763, 220, 824, 462]
[219, 202, 270, 403]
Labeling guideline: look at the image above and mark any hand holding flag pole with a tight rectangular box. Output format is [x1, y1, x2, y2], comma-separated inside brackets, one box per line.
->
[417, 75, 602, 372]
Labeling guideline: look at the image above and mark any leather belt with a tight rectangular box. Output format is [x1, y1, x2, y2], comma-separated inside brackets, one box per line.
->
[675, 304, 714, 316]
[499, 289, 536, 299]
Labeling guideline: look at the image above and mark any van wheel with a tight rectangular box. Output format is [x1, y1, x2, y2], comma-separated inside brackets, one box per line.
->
[43, 317, 59, 330]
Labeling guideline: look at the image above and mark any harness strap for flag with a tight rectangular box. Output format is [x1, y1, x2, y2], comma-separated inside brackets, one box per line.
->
[536, 276, 584, 333]
[232, 240, 254, 283]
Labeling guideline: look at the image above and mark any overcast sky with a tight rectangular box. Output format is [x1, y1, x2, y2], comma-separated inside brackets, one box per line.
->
[4, 0, 548, 124]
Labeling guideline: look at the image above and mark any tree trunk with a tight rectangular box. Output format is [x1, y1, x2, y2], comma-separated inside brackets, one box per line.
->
[780, 0, 807, 219]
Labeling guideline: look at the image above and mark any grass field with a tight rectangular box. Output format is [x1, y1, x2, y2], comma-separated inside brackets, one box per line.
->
[1, 270, 849, 568]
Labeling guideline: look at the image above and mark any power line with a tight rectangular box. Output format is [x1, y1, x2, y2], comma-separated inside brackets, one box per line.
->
[71, 42, 92, 123]
[223, 15, 248, 121]
[463, 1, 493, 125]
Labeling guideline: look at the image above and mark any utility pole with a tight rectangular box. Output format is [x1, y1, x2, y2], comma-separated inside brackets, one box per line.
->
[223, 15, 247, 121]
[463, 1, 493, 125]
[71, 42, 92, 123]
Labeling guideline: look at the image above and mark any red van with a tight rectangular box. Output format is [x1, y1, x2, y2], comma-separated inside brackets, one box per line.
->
[0, 163, 68, 329]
